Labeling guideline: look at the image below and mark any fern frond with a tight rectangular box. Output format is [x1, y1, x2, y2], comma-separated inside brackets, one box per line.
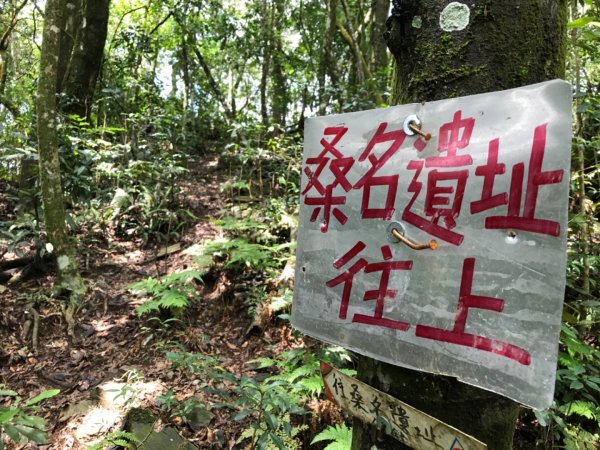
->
[311, 424, 352, 450]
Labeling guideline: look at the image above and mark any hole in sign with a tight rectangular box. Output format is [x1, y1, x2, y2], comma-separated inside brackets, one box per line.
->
[506, 230, 519, 244]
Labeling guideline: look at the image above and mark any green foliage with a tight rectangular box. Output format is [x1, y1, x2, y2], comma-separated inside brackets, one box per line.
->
[230, 376, 307, 450]
[251, 348, 355, 401]
[548, 3, 600, 447]
[160, 347, 306, 449]
[63, 119, 195, 244]
[236, 413, 307, 450]
[311, 423, 352, 450]
[156, 389, 209, 426]
[0, 214, 41, 258]
[163, 344, 224, 379]
[192, 237, 291, 272]
[86, 431, 142, 450]
[534, 323, 600, 447]
[0, 385, 60, 449]
[160, 344, 354, 450]
[128, 270, 202, 316]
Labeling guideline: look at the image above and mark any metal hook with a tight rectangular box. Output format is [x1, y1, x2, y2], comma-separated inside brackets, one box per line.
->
[403, 114, 432, 141]
[391, 228, 438, 250]
[386, 221, 438, 251]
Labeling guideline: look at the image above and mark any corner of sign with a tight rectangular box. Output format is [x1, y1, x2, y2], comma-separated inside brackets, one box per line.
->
[320, 360, 333, 376]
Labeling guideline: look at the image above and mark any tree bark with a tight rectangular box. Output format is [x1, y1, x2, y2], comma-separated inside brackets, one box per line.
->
[369, 0, 389, 72]
[260, 0, 272, 125]
[387, 0, 568, 104]
[270, 0, 287, 126]
[338, 0, 367, 84]
[37, 0, 85, 298]
[61, 0, 111, 118]
[56, 0, 82, 92]
[0, 0, 28, 117]
[352, 1, 568, 449]
[318, 0, 339, 115]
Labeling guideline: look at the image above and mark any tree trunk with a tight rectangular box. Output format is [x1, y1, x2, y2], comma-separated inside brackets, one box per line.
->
[318, 0, 338, 115]
[260, 0, 272, 126]
[270, 0, 287, 126]
[37, 0, 85, 299]
[351, 1, 568, 449]
[387, 0, 567, 104]
[61, 0, 111, 118]
[56, 0, 82, 92]
[369, 0, 389, 72]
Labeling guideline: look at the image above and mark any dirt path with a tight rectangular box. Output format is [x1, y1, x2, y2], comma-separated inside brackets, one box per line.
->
[0, 150, 297, 449]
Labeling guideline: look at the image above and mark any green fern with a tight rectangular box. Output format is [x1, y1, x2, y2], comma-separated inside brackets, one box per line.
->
[86, 430, 141, 450]
[563, 424, 599, 450]
[212, 217, 267, 232]
[298, 375, 324, 397]
[311, 424, 352, 450]
[128, 270, 202, 316]
[192, 238, 281, 270]
[559, 400, 599, 422]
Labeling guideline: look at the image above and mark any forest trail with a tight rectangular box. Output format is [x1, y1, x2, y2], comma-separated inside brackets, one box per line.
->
[0, 149, 308, 449]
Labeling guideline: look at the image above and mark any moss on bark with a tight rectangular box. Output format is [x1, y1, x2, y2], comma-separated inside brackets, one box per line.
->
[37, 0, 85, 300]
[388, 0, 568, 103]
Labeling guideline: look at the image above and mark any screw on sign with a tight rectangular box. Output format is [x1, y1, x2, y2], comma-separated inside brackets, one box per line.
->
[293, 80, 572, 410]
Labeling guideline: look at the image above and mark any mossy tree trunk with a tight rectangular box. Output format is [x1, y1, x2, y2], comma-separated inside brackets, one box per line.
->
[351, 1, 568, 449]
[370, 0, 390, 73]
[271, 0, 288, 126]
[37, 0, 85, 324]
[318, 0, 339, 115]
[60, 0, 110, 119]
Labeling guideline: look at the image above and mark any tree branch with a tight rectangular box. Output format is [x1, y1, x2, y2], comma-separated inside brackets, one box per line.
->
[191, 45, 233, 120]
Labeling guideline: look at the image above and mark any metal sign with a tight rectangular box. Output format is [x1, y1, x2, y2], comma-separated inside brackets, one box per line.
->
[321, 362, 487, 450]
[292, 80, 572, 410]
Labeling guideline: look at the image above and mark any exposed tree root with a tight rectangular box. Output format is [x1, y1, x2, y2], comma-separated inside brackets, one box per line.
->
[61, 302, 77, 340]
[30, 306, 40, 353]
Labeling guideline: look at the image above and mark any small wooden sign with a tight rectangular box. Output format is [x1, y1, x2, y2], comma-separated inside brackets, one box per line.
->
[321, 362, 487, 450]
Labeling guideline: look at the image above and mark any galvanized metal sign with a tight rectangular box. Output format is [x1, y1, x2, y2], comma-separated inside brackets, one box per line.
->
[292, 80, 572, 410]
[321, 362, 487, 450]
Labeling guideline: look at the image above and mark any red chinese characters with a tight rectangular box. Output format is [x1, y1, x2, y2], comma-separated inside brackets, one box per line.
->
[415, 258, 531, 366]
[402, 111, 474, 246]
[478, 124, 564, 236]
[303, 115, 564, 240]
[327, 242, 412, 331]
[302, 122, 408, 233]
[354, 122, 407, 220]
[327, 246, 531, 365]
[302, 126, 353, 233]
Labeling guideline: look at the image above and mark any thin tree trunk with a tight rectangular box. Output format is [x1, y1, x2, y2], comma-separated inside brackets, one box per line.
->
[37, 0, 85, 299]
[260, 0, 272, 125]
[270, 0, 287, 126]
[338, 0, 366, 84]
[570, 3, 590, 314]
[337, 0, 384, 105]
[57, 0, 82, 93]
[318, 0, 338, 114]
[61, 0, 110, 119]
[191, 45, 233, 121]
[369, 0, 389, 72]
[352, 1, 568, 449]
[0, 0, 27, 117]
